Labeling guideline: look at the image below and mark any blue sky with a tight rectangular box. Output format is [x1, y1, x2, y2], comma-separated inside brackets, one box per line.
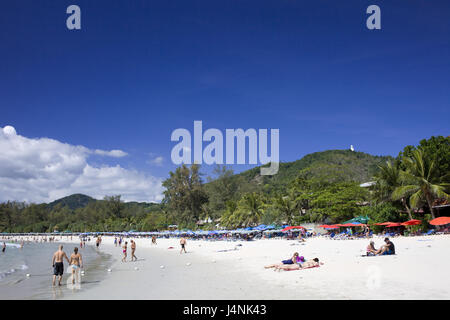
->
[0, 1, 449, 202]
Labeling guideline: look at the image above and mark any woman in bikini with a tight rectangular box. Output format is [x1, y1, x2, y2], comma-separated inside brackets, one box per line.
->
[274, 258, 321, 271]
[69, 247, 83, 285]
[122, 242, 128, 262]
[264, 252, 301, 269]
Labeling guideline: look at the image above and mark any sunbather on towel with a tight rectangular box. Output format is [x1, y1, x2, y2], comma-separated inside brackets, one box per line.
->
[265, 252, 303, 269]
[274, 258, 321, 271]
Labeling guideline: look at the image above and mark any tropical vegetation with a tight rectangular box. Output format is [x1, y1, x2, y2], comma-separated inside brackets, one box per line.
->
[1, 136, 448, 233]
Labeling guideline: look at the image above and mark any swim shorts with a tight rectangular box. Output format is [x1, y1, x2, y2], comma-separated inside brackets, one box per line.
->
[53, 262, 64, 276]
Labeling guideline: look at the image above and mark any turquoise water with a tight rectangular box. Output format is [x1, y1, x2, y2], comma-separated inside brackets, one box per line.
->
[0, 241, 112, 299]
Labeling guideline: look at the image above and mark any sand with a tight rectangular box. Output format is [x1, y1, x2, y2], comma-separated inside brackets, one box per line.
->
[4, 234, 450, 299]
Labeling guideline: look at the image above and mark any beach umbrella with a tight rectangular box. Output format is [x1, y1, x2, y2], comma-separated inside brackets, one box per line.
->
[343, 215, 370, 224]
[375, 222, 393, 226]
[401, 219, 422, 226]
[281, 226, 305, 232]
[318, 224, 329, 228]
[324, 225, 340, 229]
[385, 223, 403, 228]
[429, 217, 450, 226]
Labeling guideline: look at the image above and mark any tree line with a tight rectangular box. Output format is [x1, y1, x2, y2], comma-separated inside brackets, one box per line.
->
[1, 136, 448, 233]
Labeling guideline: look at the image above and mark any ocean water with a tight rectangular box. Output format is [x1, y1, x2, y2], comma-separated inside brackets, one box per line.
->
[0, 241, 112, 299]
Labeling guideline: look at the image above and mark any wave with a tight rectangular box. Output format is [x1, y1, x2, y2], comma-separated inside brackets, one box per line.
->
[0, 264, 28, 281]
[4, 243, 21, 248]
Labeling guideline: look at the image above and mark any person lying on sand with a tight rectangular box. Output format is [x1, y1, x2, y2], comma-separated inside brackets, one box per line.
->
[273, 258, 322, 271]
[265, 252, 304, 269]
[366, 241, 377, 256]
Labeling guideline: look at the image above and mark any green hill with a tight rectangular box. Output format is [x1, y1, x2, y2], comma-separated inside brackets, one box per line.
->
[47, 150, 393, 210]
[47, 194, 95, 210]
[209, 149, 393, 195]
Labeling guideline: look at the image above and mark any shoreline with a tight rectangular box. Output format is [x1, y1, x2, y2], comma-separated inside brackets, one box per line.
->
[0, 238, 113, 300]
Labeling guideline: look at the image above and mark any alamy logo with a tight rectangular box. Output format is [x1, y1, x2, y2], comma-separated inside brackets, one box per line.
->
[171, 121, 279, 175]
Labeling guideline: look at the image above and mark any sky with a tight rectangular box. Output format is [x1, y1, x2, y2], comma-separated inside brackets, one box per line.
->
[0, 0, 449, 203]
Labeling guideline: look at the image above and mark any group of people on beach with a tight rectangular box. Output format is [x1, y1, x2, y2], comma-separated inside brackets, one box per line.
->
[264, 252, 322, 271]
[121, 239, 138, 262]
[366, 237, 395, 256]
[263, 237, 396, 272]
[51, 245, 83, 286]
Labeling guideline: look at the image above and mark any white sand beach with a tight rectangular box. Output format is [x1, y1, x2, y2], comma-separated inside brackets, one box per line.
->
[20, 234, 447, 300]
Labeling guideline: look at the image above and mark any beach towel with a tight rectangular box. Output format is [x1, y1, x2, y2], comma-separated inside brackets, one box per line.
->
[285, 265, 320, 271]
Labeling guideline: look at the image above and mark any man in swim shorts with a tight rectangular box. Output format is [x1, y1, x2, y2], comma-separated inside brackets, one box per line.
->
[130, 240, 137, 261]
[52, 245, 70, 286]
[376, 238, 395, 255]
[180, 238, 187, 254]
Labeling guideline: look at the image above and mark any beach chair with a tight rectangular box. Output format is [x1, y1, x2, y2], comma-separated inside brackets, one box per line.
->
[424, 229, 435, 236]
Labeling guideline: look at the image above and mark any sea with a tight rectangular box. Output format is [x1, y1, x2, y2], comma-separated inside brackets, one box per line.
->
[0, 240, 112, 299]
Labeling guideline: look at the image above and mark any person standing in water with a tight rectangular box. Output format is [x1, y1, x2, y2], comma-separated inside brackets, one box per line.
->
[180, 238, 187, 254]
[69, 247, 83, 285]
[2, 242, 6, 253]
[130, 240, 137, 261]
[52, 245, 70, 286]
[122, 241, 128, 262]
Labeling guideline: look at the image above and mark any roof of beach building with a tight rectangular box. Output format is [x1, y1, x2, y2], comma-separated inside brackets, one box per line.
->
[359, 181, 376, 188]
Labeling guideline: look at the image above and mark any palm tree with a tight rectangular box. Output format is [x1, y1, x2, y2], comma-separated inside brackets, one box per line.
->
[373, 161, 413, 220]
[392, 149, 450, 219]
[235, 193, 265, 227]
[273, 192, 299, 225]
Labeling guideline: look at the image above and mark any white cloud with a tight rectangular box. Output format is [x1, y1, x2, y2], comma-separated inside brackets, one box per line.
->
[93, 149, 128, 158]
[149, 156, 164, 166]
[0, 126, 164, 203]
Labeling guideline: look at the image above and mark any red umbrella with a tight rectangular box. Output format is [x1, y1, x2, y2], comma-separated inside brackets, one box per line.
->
[325, 225, 340, 229]
[318, 224, 329, 228]
[281, 226, 305, 232]
[401, 219, 422, 226]
[386, 223, 403, 228]
[429, 217, 450, 226]
[375, 222, 394, 226]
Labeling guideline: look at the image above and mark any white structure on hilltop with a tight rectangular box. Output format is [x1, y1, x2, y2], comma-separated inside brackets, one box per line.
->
[350, 145, 355, 151]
